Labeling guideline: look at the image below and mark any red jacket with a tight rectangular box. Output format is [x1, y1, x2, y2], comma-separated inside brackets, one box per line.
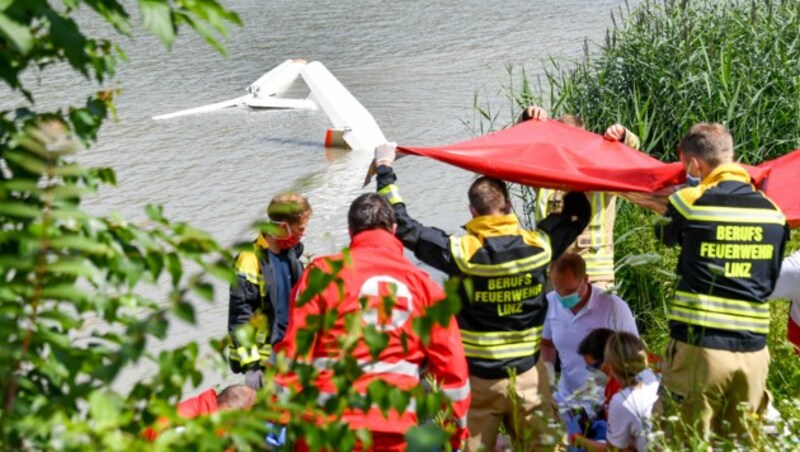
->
[274, 229, 470, 442]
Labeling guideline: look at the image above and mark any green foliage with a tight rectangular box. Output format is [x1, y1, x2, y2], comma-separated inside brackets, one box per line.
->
[1, 0, 464, 448]
[519, 0, 800, 164]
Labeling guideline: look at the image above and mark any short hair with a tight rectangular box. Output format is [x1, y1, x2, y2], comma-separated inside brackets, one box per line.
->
[604, 332, 648, 386]
[468, 177, 509, 216]
[678, 122, 734, 167]
[267, 192, 312, 224]
[216, 384, 256, 411]
[556, 114, 585, 129]
[551, 253, 587, 279]
[577, 328, 615, 362]
[348, 193, 395, 235]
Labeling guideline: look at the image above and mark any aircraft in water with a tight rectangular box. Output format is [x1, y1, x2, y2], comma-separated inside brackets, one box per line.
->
[152, 59, 389, 157]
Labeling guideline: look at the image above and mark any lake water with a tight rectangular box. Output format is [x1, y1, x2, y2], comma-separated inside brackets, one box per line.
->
[3, 0, 637, 393]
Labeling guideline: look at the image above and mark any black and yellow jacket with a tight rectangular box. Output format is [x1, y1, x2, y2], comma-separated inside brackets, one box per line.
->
[227, 234, 304, 373]
[377, 165, 590, 379]
[656, 163, 789, 352]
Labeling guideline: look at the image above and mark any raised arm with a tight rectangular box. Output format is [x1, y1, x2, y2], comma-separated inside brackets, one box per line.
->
[374, 144, 460, 275]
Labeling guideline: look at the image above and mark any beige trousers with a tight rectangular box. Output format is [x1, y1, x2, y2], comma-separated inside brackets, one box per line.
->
[658, 339, 770, 443]
[465, 361, 559, 451]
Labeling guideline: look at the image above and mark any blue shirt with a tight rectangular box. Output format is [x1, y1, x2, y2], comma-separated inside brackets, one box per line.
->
[268, 250, 292, 344]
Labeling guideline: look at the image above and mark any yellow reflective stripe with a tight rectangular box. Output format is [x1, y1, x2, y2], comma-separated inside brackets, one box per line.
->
[230, 345, 261, 364]
[669, 307, 769, 334]
[460, 326, 543, 345]
[669, 192, 785, 225]
[674, 291, 769, 318]
[462, 339, 541, 360]
[378, 184, 404, 205]
[450, 236, 551, 277]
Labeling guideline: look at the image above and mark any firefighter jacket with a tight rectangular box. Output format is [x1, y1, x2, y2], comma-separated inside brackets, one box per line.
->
[377, 165, 591, 379]
[656, 163, 789, 352]
[227, 234, 304, 373]
[533, 131, 640, 285]
[274, 229, 470, 442]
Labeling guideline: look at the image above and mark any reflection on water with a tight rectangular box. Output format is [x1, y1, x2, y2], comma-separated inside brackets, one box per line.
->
[0, 0, 637, 392]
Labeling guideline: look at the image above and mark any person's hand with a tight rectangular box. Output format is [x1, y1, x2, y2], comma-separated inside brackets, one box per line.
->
[374, 142, 397, 167]
[519, 105, 548, 122]
[245, 369, 264, 390]
[604, 123, 630, 141]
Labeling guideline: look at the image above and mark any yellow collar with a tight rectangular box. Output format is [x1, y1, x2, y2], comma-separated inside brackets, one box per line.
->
[465, 213, 522, 238]
[701, 162, 751, 187]
[257, 233, 270, 249]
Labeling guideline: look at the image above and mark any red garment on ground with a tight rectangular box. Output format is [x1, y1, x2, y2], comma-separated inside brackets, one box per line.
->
[177, 388, 219, 418]
[274, 229, 471, 447]
[143, 388, 218, 440]
[399, 119, 800, 227]
[295, 432, 406, 452]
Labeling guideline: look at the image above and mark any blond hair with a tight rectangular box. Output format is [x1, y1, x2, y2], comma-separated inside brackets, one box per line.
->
[267, 192, 312, 224]
[604, 332, 648, 387]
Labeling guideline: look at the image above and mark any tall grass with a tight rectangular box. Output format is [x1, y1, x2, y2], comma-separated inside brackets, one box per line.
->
[480, 0, 800, 448]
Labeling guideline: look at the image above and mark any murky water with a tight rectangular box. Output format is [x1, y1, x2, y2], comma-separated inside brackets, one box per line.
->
[3, 0, 636, 392]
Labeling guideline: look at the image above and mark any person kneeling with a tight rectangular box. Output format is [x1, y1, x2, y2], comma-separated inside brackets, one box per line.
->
[572, 333, 659, 452]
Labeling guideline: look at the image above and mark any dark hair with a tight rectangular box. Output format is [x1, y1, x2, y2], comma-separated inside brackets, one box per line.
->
[678, 122, 734, 167]
[217, 384, 256, 411]
[267, 192, 312, 224]
[468, 177, 509, 216]
[348, 193, 395, 235]
[577, 328, 615, 362]
[551, 253, 587, 279]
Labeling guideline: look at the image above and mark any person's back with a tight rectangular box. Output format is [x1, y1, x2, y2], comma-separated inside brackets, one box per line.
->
[373, 143, 590, 450]
[275, 194, 470, 450]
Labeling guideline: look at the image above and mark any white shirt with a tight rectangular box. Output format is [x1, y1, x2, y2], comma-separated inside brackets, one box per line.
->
[543, 285, 639, 401]
[607, 368, 660, 452]
[770, 251, 800, 327]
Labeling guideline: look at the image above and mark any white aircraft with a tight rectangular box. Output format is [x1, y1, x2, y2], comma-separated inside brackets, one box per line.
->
[152, 59, 388, 155]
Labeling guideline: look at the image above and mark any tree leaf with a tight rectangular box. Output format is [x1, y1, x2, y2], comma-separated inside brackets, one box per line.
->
[139, 0, 175, 47]
[0, 12, 33, 53]
[89, 390, 122, 430]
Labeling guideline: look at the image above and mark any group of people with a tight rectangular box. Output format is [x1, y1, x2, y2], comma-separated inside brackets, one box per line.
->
[214, 106, 797, 451]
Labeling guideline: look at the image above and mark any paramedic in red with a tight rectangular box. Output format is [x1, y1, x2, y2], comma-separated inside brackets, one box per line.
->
[275, 193, 471, 451]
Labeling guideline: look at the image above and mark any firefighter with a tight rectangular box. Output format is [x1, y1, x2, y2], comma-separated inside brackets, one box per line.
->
[374, 144, 591, 450]
[519, 105, 640, 290]
[227, 192, 311, 389]
[274, 194, 470, 451]
[655, 123, 789, 441]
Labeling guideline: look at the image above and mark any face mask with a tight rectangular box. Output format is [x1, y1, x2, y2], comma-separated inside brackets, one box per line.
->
[555, 291, 581, 309]
[271, 221, 303, 250]
[276, 234, 301, 250]
[685, 161, 701, 187]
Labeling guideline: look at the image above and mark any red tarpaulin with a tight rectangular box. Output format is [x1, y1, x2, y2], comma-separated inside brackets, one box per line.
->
[399, 120, 800, 228]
